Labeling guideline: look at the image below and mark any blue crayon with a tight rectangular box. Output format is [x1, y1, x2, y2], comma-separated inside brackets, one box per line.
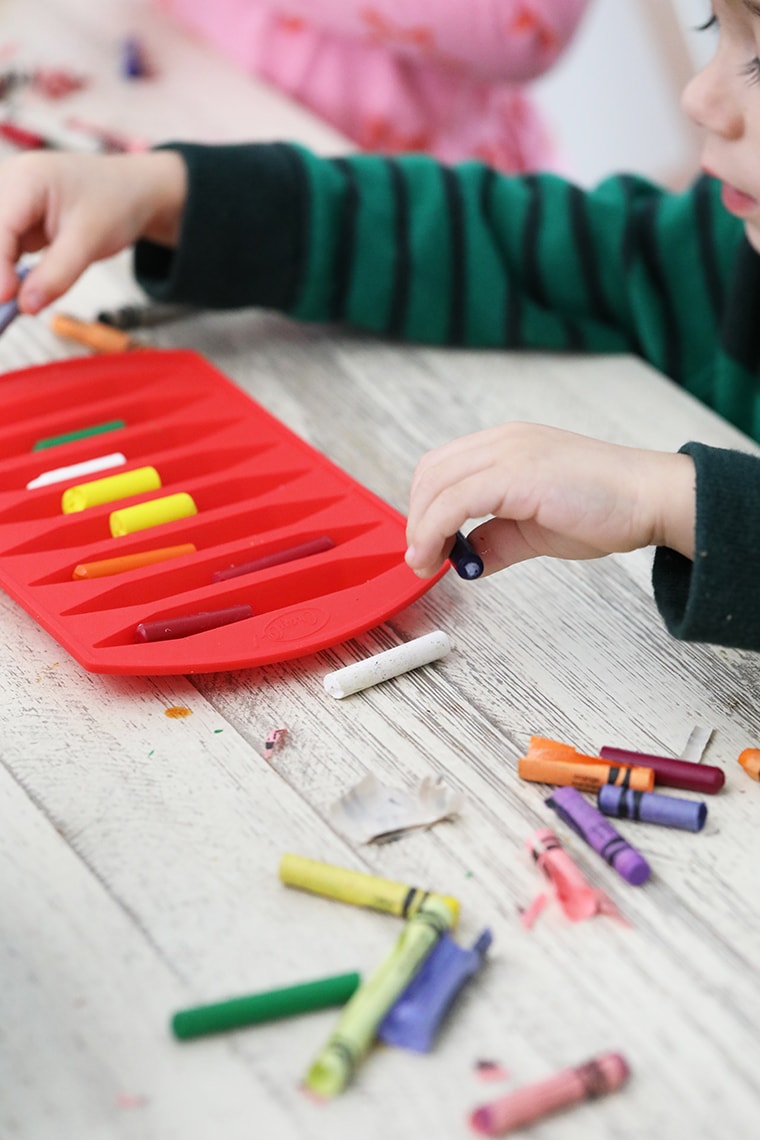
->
[449, 531, 484, 580]
[0, 264, 28, 335]
[378, 929, 491, 1053]
[597, 785, 707, 833]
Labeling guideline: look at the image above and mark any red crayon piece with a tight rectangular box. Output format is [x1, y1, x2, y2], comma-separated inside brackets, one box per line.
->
[212, 536, 334, 582]
[599, 746, 724, 794]
[470, 1052, 630, 1137]
[135, 603, 253, 643]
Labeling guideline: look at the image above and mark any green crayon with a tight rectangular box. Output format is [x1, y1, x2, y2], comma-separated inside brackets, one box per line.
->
[304, 895, 455, 1098]
[171, 971, 360, 1040]
[33, 419, 126, 451]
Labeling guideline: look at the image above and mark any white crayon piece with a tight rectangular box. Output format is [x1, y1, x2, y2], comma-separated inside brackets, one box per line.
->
[26, 452, 127, 490]
[323, 631, 452, 699]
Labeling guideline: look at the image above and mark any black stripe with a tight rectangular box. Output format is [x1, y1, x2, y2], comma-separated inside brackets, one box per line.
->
[522, 175, 545, 305]
[441, 166, 466, 345]
[478, 167, 521, 345]
[568, 183, 615, 325]
[600, 837, 629, 865]
[386, 159, 410, 338]
[328, 158, 359, 321]
[401, 886, 418, 918]
[630, 790, 643, 821]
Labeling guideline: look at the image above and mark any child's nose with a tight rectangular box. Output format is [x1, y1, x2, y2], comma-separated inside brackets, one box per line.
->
[682, 57, 744, 141]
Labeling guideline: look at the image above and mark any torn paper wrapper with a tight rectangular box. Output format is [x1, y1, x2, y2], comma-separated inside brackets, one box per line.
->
[328, 772, 464, 844]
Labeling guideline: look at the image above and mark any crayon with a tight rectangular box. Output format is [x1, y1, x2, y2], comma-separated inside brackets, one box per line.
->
[109, 492, 197, 537]
[279, 853, 460, 925]
[526, 828, 623, 922]
[378, 929, 491, 1053]
[597, 785, 707, 832]
[737, 748, 760, 781]
[213, 535, 334, 582]
[304, 895, 454, 1097]
[50, 312, 139, 353]
[73, 543, 196, 580]
[546, 786, 651, 886]
[449, 531, 484, 580]
[171, 971, 361, 1040]
[323, 630, 451, 698]
[33, 419, 126, 451]
[27, 452, 127, 490]
[61, 465, 161, 513]
[470, 1052, 630, 1136]
[517, 754, 654, 794]
[0, 264, 29, 334]
[135, 603, 253, 643]
[599, 745, 725, 794]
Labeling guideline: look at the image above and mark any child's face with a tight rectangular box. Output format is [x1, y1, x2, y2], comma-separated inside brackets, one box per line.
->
[683, 1, 760, 251]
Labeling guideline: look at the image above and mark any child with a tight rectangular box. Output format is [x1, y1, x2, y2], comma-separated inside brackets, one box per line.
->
[0, 4, 757, 650]
[154, 0, 591, 173]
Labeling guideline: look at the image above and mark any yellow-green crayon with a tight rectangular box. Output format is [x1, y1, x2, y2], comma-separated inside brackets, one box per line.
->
[303, 894, 455, 1098]
[279, 853, 460, 926]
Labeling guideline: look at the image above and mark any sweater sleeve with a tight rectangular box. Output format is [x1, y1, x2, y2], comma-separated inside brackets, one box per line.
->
[653, 442, 760, 651]
[134, 142, 743, 379]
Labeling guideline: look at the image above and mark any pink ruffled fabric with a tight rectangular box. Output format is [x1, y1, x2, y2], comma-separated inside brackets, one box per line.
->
[155, 0, 590, 173]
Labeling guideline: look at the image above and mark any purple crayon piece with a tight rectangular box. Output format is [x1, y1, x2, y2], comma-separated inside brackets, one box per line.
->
[449, 530, 484, 580]
[135, 603, 253, 642]
[546, 786, 651, 886]
[599, 745, 724, 794]
[0, 264, 29, 334]
[378, 929, 491, 1053]
[212, 535, 334, 582]
[597, 786, 707, 833]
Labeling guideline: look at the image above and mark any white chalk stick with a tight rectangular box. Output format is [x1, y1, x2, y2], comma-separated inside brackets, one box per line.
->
[323, 630, 452, 699]
[26, 452, 127, 490]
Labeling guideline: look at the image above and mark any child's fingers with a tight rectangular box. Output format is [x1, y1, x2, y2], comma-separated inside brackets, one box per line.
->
[406, 468, 507, 575]
[17, 223, 104, 312]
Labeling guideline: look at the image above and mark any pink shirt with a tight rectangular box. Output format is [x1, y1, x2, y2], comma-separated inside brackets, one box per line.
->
[156, 1, 590, 172]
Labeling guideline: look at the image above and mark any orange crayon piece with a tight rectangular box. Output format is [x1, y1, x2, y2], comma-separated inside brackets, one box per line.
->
[519, 736, 655, 793]
[737, 748, 760, 781]
[470, 1052, 630, 1136]
[50, 312, 140, 353]
[73, 543, 196, 579]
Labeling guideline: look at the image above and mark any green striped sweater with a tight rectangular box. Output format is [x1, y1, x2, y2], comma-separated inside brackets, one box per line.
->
[136, 143, 760, 651]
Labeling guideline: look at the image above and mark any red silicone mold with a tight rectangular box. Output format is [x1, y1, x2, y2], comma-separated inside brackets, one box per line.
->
[0, 349, 445, 674]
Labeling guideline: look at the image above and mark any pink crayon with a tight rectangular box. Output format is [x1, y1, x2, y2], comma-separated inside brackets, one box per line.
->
[470, 1052, 630, 1136]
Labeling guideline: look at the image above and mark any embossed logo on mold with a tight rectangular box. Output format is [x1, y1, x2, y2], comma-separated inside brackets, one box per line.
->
[264, 607, 330, 642]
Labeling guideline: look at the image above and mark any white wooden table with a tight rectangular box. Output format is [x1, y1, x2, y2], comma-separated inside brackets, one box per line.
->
[1, 3, 759, 1139]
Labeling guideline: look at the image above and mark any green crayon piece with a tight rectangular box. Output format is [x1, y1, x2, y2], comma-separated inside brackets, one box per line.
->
[304, 895, 455, 1098]
[33, 419, 126, 451]
[171, 971, 361, 1040]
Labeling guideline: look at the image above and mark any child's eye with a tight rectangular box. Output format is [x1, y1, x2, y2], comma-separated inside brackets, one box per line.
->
[695, 15, 717, 32]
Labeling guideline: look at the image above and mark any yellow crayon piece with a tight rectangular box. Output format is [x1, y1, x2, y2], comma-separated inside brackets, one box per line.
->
[304, 895, 454, 1098]
[50, 312, 138, 353]
[279, 853, 459, 926]
[61, 465, 161, 513]
[109, 492, 197, 537]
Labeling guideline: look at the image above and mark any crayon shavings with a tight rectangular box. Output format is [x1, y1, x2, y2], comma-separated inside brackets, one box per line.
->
[164, 706, 192, 719]
[264, 727, 288, 758]
[475, 1059, 511, 1083]
[328, 772, 464, 844]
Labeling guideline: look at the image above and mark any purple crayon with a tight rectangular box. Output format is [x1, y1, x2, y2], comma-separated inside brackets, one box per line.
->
[546, 786, 651, 886]
[378, 929, 491, 1053]
[597, 786, 707, 833]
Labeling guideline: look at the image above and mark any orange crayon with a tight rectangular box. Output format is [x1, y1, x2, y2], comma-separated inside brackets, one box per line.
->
[738, 748, 760, 781]
[50, 313, 141, 353]
[518, 755, 654, 793]
[73, 543, 196, 579]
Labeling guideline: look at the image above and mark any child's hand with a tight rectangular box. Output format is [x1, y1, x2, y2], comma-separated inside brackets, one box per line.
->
[405, 422, 696, 578]
[0, 150, 187, 313]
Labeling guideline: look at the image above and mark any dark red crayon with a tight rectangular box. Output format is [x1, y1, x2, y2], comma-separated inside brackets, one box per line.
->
[599, 746, 724, 794]
[135, 603, 253, 643]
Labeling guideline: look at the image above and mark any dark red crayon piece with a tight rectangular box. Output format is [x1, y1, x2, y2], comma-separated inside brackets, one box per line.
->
[599, 746, 725, 794]
[135, 603, 253, 643]
[212, 536, 334, 582]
